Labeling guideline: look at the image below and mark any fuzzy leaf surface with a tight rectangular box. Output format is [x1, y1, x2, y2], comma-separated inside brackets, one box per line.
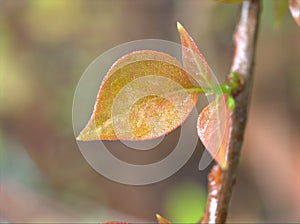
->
[77, 50, 198, 141]
[177, 22, 214, 88]
[197, 94, 231, 169]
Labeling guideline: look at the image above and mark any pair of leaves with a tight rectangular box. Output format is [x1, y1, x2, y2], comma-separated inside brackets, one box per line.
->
[77, 22, 231, 169]
[177, 23, 231, 169]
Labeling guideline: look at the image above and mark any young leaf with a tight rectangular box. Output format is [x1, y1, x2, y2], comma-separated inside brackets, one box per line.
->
[197, 94, 232, 169]
[156, 214, 171, 224]
[77, 50, 198, 141]
[289, 0, 300, 27]
[177, 22, 214, 88]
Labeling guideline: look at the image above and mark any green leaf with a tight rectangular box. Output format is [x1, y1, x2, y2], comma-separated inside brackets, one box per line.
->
[289, 0, 300, 27]
[177, 22, 214, 88]
[227, 95, 235, 112]
[197, 94, 232, 169]
[77, 50, 198, 141]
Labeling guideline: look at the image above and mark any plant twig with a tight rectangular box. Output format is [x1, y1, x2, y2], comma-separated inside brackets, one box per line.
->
[201, 0, 261, 223]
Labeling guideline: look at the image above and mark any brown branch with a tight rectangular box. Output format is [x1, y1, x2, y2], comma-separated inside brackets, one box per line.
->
[201, 0, 261, 223]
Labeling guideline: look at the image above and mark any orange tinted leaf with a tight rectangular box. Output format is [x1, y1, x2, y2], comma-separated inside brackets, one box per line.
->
[177, 22, 213, 88]
[197, 94, 231, 169]
[156, 214, 171, 224]
[77, 50, 198, 141]
[289, 0, 300, 26]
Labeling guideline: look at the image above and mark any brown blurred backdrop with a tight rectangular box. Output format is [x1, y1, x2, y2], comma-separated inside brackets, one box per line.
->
[0, 0, 299, 223]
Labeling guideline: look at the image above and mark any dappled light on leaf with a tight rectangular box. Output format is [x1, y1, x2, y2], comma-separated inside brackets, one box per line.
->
[177, 22, 214, 88]
[289, 0, 300, 27]
[128, 96, 181, 139]
[197, 94, 231, 169]
[77, 50, 198, 141]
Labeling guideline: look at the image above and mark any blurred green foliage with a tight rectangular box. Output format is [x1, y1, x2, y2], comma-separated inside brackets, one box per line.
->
[0, 130, 45, 187]
[273, 0, 289, 28]
[164, 181, 207, 223]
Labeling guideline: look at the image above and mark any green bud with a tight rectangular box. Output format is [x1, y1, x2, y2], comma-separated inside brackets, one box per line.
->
[228, 95, 235, 112]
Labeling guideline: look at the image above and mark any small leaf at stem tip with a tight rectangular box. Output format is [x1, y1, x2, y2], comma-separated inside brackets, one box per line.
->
[156, 214, 171, 224]
[230, 71, 240, 84]
[289, 0, 300, 27]
[227, 95, 235, 112]
[77, 50, 198, 141]
[224, 71, 242, 95]
[197, 94, 232, 169]
[177, 22, 214, 88]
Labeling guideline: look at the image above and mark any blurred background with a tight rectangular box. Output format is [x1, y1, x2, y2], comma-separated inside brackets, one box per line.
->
[0, 0, 299, 223]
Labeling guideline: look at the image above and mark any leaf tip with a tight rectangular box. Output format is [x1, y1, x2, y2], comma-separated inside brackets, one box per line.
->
[156, 214, 163, 221]
[76, 133, 83, 141]
[176, 21, 184, 31]
[75, 121, 100, 141]
[156, 214, 171, 224]
[219, 158, 229, 170]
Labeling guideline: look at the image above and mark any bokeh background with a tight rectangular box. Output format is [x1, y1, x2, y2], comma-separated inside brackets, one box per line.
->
[0, 0, 299, 223]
